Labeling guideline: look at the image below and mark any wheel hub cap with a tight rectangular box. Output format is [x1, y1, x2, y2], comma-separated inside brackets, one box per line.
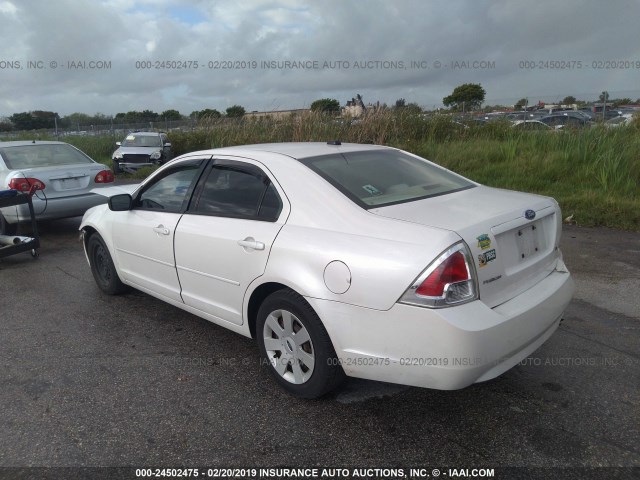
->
[263, 309, 315, 384]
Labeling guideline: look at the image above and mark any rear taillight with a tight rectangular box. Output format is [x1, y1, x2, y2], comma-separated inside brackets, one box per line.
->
[399, 242, 478, 308]
[8, 177, 46, 192]
[94, 170, 115, 183]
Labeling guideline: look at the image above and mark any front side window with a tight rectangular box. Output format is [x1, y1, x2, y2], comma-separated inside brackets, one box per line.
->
[136, 161, 202, 212]
[193, 163, 282, 221]
[301, 150, 473, 208]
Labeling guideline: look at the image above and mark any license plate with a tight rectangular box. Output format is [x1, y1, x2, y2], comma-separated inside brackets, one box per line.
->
[516, 222, 543, 260]
[57, 178, 81, 189]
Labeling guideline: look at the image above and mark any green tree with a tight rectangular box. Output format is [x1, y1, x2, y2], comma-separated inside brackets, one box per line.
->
[140, 109, 159, 120]
[611, 98, 632, 107]
[514, 98, 528, 109]
[226, 105, 246, 117]
[9, 111, 59, 130]
[191, 109, 221, 119]
[0, 119, 13, 132]
[60, 112, 91, 128]
[310, 98, 340, 113]
[404, 103, 423, 114]
[442, 83, 486, 111]
[562, 96, 577, 105]
[114, 110, 159, 123]
[161, 109, 182, 120]
[395, 98, 406, 108]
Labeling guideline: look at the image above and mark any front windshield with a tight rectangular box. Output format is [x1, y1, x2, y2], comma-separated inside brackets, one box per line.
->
[0, 143, 94, 169]
[121, 134, 163, 148]
[301, 149, 474, 208]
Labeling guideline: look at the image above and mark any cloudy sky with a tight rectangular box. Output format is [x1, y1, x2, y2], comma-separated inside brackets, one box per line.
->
[1, 0, 639, 117]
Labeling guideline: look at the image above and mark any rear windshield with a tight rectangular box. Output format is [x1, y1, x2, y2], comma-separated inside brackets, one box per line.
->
[121, 134, 162, 147]
[0, 144, 94, 169]
[301, 150, 474, 208]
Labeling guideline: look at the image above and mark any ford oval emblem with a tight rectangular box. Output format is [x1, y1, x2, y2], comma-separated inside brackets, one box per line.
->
[525, 209, 536, 220]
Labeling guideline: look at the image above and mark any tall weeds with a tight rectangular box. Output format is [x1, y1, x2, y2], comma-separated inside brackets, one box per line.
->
[6, 111, 637, 229]
[168, 112, 638, 229]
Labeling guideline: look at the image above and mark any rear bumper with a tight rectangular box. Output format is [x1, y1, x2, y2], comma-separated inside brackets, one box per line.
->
[0, 193, 107, 223]
[307, 264, 575, 390]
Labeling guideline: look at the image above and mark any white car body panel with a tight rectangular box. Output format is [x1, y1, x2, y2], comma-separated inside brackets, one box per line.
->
[175, 214, 285, 325]
[264, 223, 459, 311]
[308, 261, 573, 389]
[112, 209, 184, 302]
[80, 143, 574, 391]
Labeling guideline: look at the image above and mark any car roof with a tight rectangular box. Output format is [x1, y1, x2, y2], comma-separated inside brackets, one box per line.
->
[0, 140, 70, 147]
[200, 142, 393, 160]
[125, 131, 162, 136]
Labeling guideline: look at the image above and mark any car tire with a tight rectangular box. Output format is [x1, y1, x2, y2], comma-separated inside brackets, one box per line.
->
[256, 289, 345, 398]
[87, 233, 128, 295]
[0, 212, 18, 236]
[112, 160, 121, 175]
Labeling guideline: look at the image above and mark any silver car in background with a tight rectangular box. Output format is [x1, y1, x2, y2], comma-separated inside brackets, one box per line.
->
[111, 132, 172, 174]
[0, 141, 114, 235]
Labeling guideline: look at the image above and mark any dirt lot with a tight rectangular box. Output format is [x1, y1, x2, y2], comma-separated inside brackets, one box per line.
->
[0, 219, 638, 477]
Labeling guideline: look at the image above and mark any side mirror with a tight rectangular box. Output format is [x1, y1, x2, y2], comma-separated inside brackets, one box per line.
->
[115, 141, 121, 146]
[164, 142, 172, 148]
[108, 194, 132, 211]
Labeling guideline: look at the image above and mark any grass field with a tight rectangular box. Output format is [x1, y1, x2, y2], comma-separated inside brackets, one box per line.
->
[12, 112, 640, 231]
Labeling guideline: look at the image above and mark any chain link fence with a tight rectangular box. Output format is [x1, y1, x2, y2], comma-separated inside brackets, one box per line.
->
[0, 118, 201, 140]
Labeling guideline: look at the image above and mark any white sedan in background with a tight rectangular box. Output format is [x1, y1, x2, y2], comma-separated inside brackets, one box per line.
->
[80, 142, 574, 398]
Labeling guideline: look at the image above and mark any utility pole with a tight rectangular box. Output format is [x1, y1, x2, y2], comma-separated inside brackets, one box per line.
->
[601, 91, 608, 122]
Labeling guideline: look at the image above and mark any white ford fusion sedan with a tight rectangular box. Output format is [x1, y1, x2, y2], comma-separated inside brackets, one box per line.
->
[80, 142, 574, 398]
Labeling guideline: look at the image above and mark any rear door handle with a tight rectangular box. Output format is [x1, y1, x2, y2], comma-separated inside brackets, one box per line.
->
[238, 237, 265, 251]
[153, 225, 170, 236]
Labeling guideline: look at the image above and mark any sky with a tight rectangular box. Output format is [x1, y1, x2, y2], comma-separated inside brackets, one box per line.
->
[1, 0, 639, 117]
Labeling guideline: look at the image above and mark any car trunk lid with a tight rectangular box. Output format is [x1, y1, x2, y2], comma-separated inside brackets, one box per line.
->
[10, 164, 107, 199]
[370, 186, 561, 308]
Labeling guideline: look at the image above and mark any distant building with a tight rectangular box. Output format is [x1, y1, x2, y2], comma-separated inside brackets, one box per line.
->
[342, 94, 379, 117]
[244, 108, 310, 120]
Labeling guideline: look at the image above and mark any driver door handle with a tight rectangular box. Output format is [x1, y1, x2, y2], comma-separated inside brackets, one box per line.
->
[153, 225, 170, 236]
[237, 238, 265, 250]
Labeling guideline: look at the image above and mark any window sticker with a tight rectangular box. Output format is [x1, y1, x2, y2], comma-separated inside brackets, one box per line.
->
[362, 184, 381, 195]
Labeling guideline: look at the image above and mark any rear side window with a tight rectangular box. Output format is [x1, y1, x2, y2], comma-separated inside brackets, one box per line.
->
[301, 150, 473, 208]
[193, 164, 282, 221]
[0, 144, 94, 169]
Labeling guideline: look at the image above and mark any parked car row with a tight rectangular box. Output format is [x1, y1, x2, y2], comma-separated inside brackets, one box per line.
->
[474, 109, 638, 131]
[1, 131, 175, 236]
